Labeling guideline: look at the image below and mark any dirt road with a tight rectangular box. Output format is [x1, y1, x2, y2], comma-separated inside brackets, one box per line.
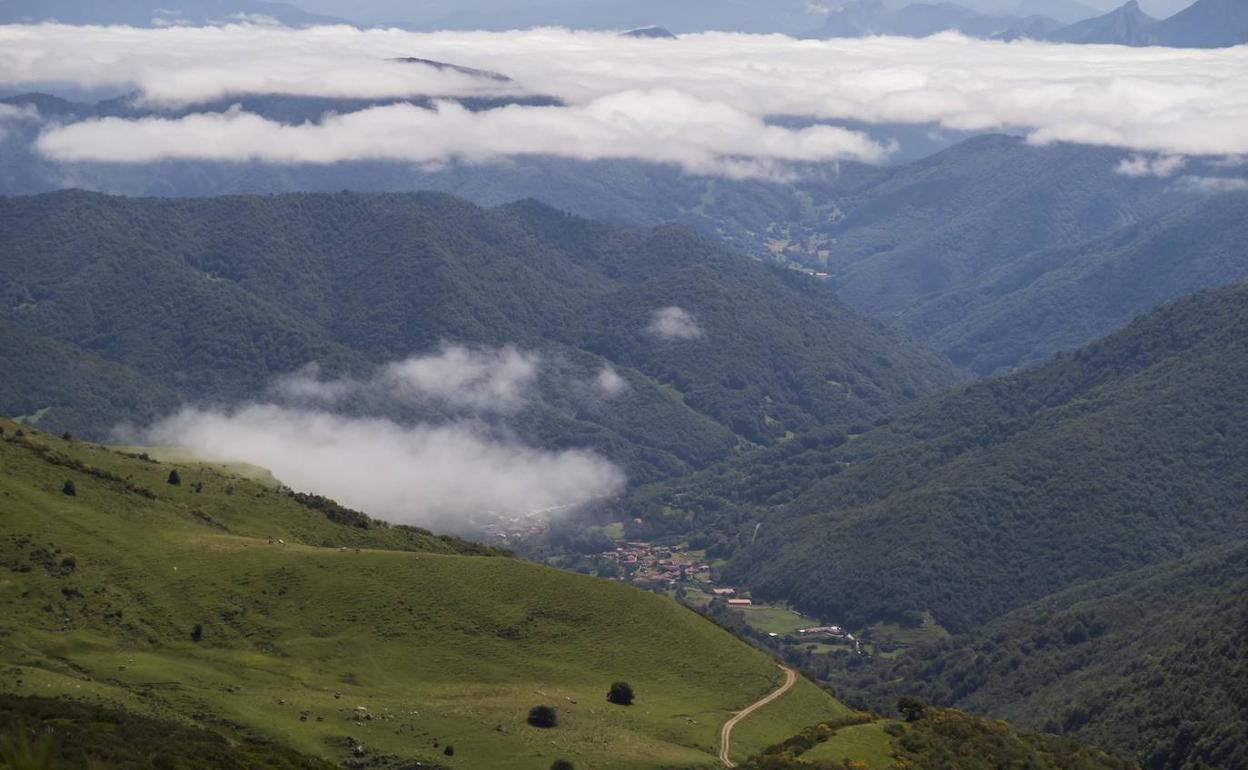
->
[718, 664, 798, 767]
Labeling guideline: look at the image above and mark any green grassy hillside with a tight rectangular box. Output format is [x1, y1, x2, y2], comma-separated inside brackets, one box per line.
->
[0, 190, 958, 485]
[0, 421, 848, 769]
[0, 694, 338, 770]
[741, 707, 1136, 770]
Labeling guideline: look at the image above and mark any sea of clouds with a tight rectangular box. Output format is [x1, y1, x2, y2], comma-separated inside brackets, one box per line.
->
[2, 24, 1245, 178]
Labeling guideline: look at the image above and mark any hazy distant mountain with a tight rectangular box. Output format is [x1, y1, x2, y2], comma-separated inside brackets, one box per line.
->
[1047, 0, 1159, 44]
[814, 0, 1061, 39]
[1008, 0, 1099, 24]
[430, 0, 825, 35]
[1042, 0, 1247, 47]
[621, 25, 678, 39]
[0, 0, 346, 26]
[1150, 0, 1248, 47]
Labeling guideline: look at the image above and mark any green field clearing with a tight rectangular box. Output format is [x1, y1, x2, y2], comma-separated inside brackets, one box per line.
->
[801, 720, 899, 767]
[739, 604, 814, 636]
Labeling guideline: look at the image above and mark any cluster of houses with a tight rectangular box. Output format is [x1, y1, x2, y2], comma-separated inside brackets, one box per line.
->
[600, 541, 712, 585]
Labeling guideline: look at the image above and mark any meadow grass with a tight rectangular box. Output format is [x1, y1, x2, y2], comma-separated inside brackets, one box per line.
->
[0, 423, 847, 769]
[800, 720, 898, 767]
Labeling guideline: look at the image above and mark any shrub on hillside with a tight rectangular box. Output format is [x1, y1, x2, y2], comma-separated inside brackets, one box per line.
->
[607, 682, 635, 706]
[527, 706, 558, 729]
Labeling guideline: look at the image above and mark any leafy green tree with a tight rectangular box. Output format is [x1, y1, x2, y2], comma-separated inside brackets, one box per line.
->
[898, 696, 926, 723]
[607, 682, 635, 706]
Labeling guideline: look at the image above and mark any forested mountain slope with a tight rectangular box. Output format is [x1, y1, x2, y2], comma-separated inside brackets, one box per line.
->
[915, 189, 1248, 374]
[0, 422, 849, 769]
[618, 283, 1248, 634]
[821, 540, 1247, 770]
[0, 320, 179, 437]
[0, 190, 958, 482]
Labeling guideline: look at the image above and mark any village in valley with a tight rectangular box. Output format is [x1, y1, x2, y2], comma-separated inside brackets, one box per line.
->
[485, 519, 900, 659]
[596, 539, 864, 655]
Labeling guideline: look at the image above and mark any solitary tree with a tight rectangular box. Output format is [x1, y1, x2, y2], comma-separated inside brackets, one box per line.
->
[607, 681, 635, 706]
[527, 705, 558, 729]
[61, 480, 76, 497]
[167, 469, 182, 486]
[898, 696, 927, 723]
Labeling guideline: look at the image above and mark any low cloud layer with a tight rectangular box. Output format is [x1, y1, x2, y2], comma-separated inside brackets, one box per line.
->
[274, 345, 540, 413]
[36, 96, 887, 177]
[1117, 154, 1187, 178]
[140, 345, 628, 528]
[144, 406, 625, 526]
[1175, 176, 1248, 194]
[648, 307, 704, 341]
[3, 24, 1247, 175]
[593, 365, 629, 398]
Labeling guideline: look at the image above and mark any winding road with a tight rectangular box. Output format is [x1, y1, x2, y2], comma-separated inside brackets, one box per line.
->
[718, 664, 798, 767]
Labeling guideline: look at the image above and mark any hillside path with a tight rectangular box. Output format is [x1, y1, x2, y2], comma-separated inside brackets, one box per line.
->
[718, 664, 798, 767]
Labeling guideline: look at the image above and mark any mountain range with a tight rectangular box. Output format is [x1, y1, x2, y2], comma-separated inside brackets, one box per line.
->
[1046, 0, 1159, 43]
[3, 0, 1243, 48]
[811, 0, 1063, 40]
[0, 190, 958, 484]
[5, 91, 1245, 382]
[810, 0, 1245, 46]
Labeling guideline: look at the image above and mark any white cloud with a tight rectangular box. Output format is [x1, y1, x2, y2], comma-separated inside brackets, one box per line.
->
[380, 345, 539, 412]
[143, 405, 625, 527]
[593, 365, 630, 398]
[270, 363, 359, 403]
[1116, 154, 1187, 178]
[0, 102, 39, 141]
[1174, 176, 1248, 195]
[648, 307, 704, 341]
[271, 345, 540, 413]
[0, 103, 40, 122]
[34, 95, 889, 177]
[221, 13, 282, 26]
[3, 25, 1248, 173]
